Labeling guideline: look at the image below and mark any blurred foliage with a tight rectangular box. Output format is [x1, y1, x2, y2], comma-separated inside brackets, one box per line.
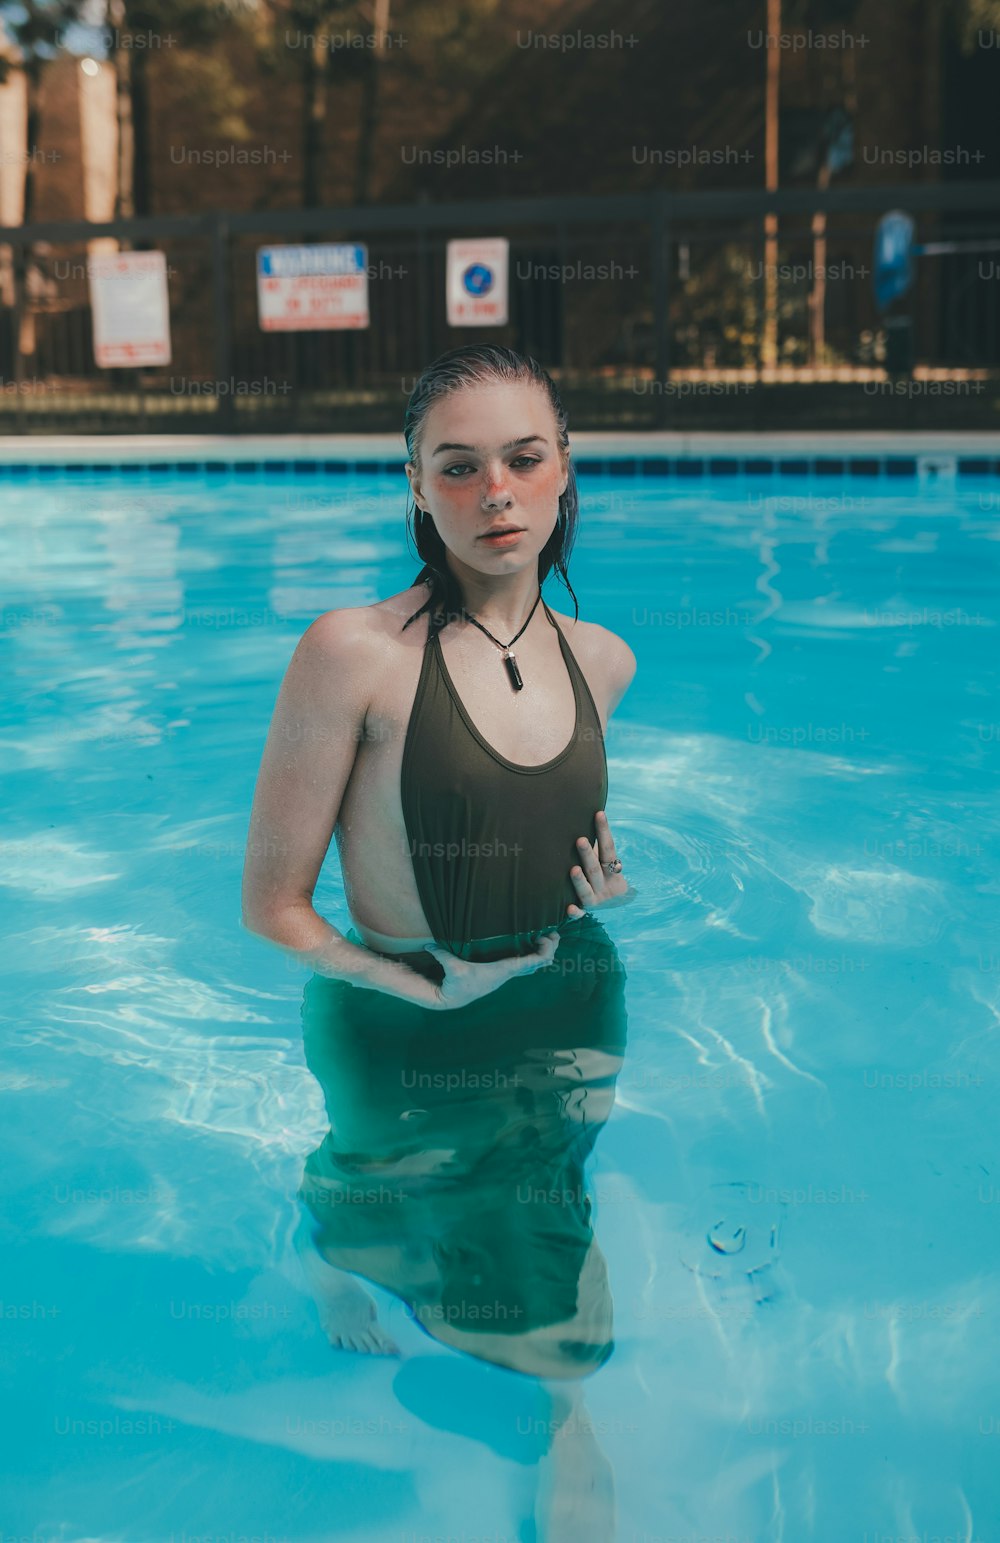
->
[0, 0, 86, 81]
[950, 0, 1000, 46]
[669, 241, 873, 370]
[153, 45, 254, 139]
[785, 0, 1000, 49]
[672, 245, 762, 369]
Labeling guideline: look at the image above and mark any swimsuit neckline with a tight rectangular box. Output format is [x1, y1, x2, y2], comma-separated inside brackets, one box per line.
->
[429, 598, 582, 775]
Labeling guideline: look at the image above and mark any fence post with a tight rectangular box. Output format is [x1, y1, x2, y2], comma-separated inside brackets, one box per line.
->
[212, 213, 234, 433]
[651, 195, 671, 430]
[11, 239, 26, 436]
[416, 221, 432, 368]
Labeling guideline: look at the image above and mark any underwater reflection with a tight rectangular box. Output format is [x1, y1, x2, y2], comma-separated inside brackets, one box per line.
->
[296, 912, 628, 1381]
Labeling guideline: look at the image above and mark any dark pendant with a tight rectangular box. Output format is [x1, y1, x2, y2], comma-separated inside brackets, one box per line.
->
[503, 650, 524, 692]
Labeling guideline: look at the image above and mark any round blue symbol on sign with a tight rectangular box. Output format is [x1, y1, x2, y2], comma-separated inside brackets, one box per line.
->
[463, 263, 494, 296]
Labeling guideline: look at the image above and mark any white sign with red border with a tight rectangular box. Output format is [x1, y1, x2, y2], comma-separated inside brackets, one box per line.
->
[257, 244, 370, 331]
[446, 238, 509, 326]
[88, 251, 171, 368]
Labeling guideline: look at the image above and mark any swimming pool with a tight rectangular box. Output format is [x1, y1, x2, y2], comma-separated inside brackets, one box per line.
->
[3, 449, 999, 1541]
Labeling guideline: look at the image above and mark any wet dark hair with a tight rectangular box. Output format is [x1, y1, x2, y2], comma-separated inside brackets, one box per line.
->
[399, 345, 580, 636]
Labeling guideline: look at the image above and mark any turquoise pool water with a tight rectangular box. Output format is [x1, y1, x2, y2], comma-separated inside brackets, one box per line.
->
[2, 462, 999, 1541]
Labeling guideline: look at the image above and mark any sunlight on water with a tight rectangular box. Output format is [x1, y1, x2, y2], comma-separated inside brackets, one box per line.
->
[1, 466, 998, 1541]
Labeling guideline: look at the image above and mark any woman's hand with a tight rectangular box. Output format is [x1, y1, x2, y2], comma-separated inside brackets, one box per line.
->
[566, 810, 633, 919]
[425, 932, 562, 1010]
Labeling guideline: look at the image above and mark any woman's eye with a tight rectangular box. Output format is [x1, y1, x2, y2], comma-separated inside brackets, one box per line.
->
[441, 457, 540, 476]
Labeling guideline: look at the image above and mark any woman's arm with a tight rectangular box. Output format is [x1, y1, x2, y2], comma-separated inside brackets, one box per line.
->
[240, 609, 561, 1008]
[566, 627, 638, 919]
[240, 609, 441, 1004]
[604, 630, 638, 719]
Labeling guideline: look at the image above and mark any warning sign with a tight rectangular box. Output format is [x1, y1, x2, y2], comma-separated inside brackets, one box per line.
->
[446, 238, 509, 327]
[257, 244, 370, 331]
[88, 251, 172, 368]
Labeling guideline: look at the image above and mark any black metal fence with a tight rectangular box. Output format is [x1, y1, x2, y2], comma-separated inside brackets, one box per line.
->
[1, 181, 999, 434]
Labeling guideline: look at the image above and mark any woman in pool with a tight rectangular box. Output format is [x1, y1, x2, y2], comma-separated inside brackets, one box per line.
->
[242, 344, 636, 1535]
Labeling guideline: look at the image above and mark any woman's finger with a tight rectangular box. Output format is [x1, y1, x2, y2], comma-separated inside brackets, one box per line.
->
[594, 810, 621, 871]
[575, 835, 605, 887]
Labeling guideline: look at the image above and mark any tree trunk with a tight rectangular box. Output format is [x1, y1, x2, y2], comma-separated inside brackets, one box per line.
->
[302, 23, 329, 206]
[15, 67, 42, 363]
[354, 0, 390, 205]
[762, 0, 781, 372]
[808, 161, 831, 365]
[22, 70, 39, 226]
[131, 44, 151, 216]
[107, 0, 135, 218]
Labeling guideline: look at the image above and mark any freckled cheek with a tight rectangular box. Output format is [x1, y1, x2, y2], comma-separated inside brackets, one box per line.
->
[429, 481, 478, 522]
[533, 466, 565, 504]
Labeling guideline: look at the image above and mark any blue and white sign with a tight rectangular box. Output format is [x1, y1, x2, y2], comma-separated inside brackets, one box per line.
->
[257, 243, 369, 330]
[446, 238, 509, 326]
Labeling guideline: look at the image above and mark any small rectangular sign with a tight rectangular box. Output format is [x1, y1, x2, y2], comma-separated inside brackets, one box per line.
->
[446, 238, 509, 326]
[257, 243, 370, 331]
[88, 250, 171, 368]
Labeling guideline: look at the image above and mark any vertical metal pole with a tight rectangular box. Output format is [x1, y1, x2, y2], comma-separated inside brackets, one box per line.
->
[556, 221, 567, 371]
[212, 214, 234, 434]
[651, 196, 671, 429]
[11, 239, 26, 436]
[417, 221, 432, 367]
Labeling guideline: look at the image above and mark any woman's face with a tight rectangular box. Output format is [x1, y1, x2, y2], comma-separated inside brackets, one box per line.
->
[406, 380, 569, 579]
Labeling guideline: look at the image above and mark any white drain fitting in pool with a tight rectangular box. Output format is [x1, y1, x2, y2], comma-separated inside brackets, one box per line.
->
[917, 454, 958, 483]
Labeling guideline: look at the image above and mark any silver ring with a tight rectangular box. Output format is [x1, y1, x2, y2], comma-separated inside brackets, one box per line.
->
[603, 858, 623, 875]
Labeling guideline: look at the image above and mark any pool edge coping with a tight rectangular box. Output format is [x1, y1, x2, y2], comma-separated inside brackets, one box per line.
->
[0, 430, 998, 466]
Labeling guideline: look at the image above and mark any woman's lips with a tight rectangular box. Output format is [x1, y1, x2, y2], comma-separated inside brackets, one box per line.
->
[479, 529, 525, 548]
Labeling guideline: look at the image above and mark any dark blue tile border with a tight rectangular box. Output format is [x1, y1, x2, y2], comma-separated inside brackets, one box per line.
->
[0, 453, 997, 478]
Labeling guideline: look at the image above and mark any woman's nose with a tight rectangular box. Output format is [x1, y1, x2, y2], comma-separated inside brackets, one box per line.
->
[481, 469, 512, 508]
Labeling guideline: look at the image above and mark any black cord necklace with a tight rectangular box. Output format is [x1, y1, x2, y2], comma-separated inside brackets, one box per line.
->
[459, 588, 543, 692]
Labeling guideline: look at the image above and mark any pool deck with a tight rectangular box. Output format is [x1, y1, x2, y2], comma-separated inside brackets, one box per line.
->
[0, 430, 997, 464]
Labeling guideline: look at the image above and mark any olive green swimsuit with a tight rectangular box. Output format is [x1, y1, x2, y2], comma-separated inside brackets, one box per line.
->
[400, 597, 609, 961]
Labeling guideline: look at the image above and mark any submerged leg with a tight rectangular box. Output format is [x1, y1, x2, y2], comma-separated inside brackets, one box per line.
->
[293, 1214, 400, 1356]
[534, 1379, 617, 1543]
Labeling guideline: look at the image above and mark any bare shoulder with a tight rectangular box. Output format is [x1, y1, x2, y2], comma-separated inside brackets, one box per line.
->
[276, 587, 426, 734]
[545, 605, 637, 712]
[286, 583, 427, 704]
[546, 606, 637, 677]
[290, 606, 373, 691]
[298, 583, 429, 662]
